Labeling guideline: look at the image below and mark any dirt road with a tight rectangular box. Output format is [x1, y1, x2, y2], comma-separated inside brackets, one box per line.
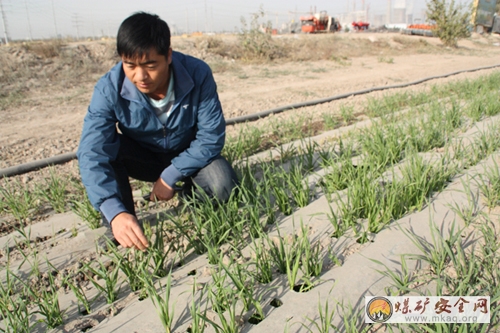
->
[1, 32, 500, 169]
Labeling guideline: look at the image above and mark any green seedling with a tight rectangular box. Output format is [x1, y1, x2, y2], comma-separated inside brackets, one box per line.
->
[301, 294, 337, 333]
[478, 219, 500, 257]
[249, 237, 273, 284]
[187, 280, 208, 333]
[237, 184, 266, 238]
[266, 230, 290, 275]
[143, 220, 173, 278]
[265, 228, 303, 290]
[326, 204, 346, 238]
[340, 104, 355, 124]
[205, 286, 240, 333]
[465, 96, 485, 121]
[335, 301, 371, 333]
[168, 209, 207, 256]
[71, 224, 78, 237]
[448, 178, 482, 226]
[477, 158, 500, 209]
[14, 225, 40, 277]
[317, 145, 337, 169]
[251, 163, 278, 225]
[84, 258, 122, 304]
[327, 246, 342, 267]
[186, 188, 243, 263]
[287, 163, 311, 208]
[275, 143, 297, 164]
[22, 261, 64, 329]
[37, 167, 67, 213]
[360, 122, 405, 170]
[0, 178, 39, 222]
[65, 276, 92, 315]
[0, 261, 34, 333]
[402, 219, 463, 277]
[107, 244, 147, 293]
[370, 255, 415, 296]
[207, 265, 232, 314]
[297, 140, 318, 173]
[444, 100, 462, 130]
[319, 154, 360, 198]
[142, 269, 176, 333]
[223, 124, 263, 164]
[268, 168, 293, 216]
[220, 254, 263, 318]
[321, 112, 338, 130]
[299, 223, 323, 278]
[441, 240, 482, 296]
[475, 130, 497, 160]
[71, 195, 101, 230]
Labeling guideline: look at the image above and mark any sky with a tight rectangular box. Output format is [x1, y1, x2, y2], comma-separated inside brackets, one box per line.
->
[0, 0, 434, 41]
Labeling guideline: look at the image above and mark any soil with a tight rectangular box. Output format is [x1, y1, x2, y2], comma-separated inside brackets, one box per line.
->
[1, 31, 500, 333]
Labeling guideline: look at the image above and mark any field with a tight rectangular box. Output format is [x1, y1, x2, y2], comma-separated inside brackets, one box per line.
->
[1, 31, 500, 332]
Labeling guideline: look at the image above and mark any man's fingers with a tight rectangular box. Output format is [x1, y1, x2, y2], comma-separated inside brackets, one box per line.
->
[115, 233, 134, 249]
[117, 232, 148, 251]
[131, 223, 149, 250]
[110, 213, 149, 251]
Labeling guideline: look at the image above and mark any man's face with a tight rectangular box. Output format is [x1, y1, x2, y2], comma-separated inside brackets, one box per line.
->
[122, 48, 172, 99]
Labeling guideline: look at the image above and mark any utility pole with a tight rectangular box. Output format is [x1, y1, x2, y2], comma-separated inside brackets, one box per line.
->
[72, 13, 82, 39]
[0, 0, 9, 45]
[51, 0, 58, 38]
[24, 0, 33, 40]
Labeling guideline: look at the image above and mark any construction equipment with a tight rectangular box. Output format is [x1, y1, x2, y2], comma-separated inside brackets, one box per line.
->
[300, 11, 341, 33]
[402, 24, 435, 37]
[471, 0, 498, 33]
[351, 21, 370, 31]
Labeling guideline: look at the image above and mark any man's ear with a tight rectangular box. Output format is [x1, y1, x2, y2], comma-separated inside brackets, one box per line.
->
[167, 48, 173, 65]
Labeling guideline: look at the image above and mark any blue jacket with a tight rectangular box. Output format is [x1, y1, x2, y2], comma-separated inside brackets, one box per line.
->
[77, 51, 225, 222]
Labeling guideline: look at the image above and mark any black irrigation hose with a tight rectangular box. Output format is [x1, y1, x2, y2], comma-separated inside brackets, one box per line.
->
[0, 152, 77, 178]
[1, 63, 499, 178]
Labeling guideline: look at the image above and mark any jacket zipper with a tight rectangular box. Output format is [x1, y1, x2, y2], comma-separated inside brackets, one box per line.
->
[163, 125, 168, 150]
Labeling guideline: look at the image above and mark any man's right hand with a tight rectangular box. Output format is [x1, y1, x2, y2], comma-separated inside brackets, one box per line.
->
[110, 212, 149, 251]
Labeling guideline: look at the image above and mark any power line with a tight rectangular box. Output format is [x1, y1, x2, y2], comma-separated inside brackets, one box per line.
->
[72, 12, 82, 39]
[24, 0, 33, 40]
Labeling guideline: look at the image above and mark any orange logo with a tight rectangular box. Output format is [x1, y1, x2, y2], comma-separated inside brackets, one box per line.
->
[367, 297, 393, 323]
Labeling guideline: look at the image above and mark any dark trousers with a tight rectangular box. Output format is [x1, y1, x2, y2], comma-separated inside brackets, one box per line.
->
[110, 134, 238, 216]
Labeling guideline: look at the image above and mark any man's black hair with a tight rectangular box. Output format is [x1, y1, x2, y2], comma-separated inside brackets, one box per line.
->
[117, 12, 171, 59]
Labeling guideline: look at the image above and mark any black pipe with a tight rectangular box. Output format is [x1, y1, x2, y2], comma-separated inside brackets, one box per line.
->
[0, 152, 76, 178]
[2, 64, 499, 178]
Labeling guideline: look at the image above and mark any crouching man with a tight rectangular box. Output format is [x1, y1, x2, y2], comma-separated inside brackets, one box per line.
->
[77, 12, 238, 251]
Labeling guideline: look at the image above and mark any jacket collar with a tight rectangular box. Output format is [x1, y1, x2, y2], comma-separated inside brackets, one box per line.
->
[170, 51, 194, 105]
[120, 51, 194, 109]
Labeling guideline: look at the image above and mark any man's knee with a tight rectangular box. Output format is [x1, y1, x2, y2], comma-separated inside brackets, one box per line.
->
[191, 156, 238, 202]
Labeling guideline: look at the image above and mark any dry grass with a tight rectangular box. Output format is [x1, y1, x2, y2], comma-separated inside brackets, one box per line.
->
[183, 33, 442, 65]
[0, 40, 118, 110]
